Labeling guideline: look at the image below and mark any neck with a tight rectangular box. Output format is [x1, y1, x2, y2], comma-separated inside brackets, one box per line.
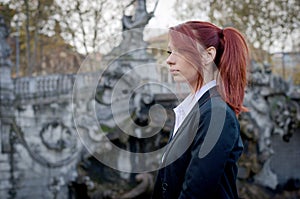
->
[191, 69, 217, 93]
[190, 79, 216, 94]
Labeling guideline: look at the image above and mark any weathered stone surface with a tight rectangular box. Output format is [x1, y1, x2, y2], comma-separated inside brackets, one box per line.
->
[238, 60, 300, 197]
[0, 190, 8, 198]
[0, 162, 10, 172]
[0, 153, 8, 162]
[0, 180, 12, 190]
[270, 132, 300, 184]
[119, 173, 154, 199]
[254, 159, 278, 189]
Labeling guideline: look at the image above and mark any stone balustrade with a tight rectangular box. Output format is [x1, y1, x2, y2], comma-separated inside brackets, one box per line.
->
[13, 72, 98, 103]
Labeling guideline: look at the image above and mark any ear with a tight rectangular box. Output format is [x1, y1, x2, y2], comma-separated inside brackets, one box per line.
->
[203, 46, 216, 65]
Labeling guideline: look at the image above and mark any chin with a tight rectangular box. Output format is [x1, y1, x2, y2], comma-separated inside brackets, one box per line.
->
[172, 76, 186, 83]
[172, 78, 182, 82]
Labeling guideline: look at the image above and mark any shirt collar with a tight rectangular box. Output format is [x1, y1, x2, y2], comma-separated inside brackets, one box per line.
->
[194, 80, 217, 101]
[174, 80, 217, 115]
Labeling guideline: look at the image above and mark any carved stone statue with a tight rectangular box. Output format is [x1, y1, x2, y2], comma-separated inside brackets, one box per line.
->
[122, 0, 155, 30]
[110, 0, 157, 56]
[239, 60, 300, 192]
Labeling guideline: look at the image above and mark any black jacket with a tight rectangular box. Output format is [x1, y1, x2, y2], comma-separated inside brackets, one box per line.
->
[152, 87, 243, 199]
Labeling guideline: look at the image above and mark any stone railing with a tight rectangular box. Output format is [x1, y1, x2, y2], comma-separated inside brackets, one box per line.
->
[13, 72, 97, 103]
[14, 74, 73, 97]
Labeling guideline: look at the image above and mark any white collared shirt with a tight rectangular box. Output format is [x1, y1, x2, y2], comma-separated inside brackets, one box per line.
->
[172, 80, 217, 138]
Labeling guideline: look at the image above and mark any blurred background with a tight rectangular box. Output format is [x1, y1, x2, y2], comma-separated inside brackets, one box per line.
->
[0, 0, 300, 198]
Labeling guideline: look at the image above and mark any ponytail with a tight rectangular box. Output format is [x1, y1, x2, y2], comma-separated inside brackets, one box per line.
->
[219, 27, 249, 115]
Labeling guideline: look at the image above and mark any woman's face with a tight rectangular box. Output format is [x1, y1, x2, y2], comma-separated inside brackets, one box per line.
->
[166, 39, 200, 90]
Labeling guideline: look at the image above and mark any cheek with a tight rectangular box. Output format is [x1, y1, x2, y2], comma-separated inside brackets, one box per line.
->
[177, 56, 200, 80]
[184, 63, 198, 78]
[187, 70, 199, 82]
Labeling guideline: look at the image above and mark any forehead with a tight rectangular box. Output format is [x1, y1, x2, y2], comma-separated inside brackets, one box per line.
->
[167, 36, 205, 54]
[168, 31, 199, 51]
[167, 35, 188, 51]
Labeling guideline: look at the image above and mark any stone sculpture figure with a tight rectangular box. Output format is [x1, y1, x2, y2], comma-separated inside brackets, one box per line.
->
[122, 0, 155, 30]
[117, 0, 157, 53]
[239, 60, 300, 191]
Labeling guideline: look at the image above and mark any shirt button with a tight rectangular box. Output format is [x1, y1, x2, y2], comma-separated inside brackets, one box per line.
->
[162, 182, 168, 191]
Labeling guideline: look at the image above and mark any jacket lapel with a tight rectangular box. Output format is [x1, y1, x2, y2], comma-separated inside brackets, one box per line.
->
[162, 86, 220, 166]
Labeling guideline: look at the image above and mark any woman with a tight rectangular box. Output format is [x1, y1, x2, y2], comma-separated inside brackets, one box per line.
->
[152, 21, 249, 199]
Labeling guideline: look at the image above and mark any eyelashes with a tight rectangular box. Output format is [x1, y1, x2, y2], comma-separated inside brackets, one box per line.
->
[166, 48, 185, 55]
[166, 48, 189, 55]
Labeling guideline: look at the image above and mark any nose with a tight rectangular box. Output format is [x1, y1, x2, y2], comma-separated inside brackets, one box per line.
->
[166, 54, 175, 66]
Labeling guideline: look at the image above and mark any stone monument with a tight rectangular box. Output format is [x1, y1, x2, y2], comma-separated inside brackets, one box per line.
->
[96, 0, 161, 133]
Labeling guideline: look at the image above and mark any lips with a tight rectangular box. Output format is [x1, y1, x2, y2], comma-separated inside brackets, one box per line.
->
[170, 69, 180, 74]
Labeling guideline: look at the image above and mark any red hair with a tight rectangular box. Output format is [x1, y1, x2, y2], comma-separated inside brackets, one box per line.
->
[169, 21, 250, 115]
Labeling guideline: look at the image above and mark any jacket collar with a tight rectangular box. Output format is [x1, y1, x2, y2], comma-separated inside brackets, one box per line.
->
[162, 86, 221, 166]
[197, 85, 220, 107]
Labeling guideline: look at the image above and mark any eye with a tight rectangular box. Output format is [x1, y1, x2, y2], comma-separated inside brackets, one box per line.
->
[167, 50, 172, 54]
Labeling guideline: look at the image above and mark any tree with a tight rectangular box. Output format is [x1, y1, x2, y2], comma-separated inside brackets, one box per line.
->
[174, 0, 300, 57]
[2, 0, 158, 75]
[55, 0, 132, 55]
[55, 0, 159, 54]
[3, 0, 57, 76]
[24, 0, 31, 75]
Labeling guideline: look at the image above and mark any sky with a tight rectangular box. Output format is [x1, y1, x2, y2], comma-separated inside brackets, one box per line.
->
[143, 0, 185, 41]
[145, 0, 209, 40]
[147, 0, 181, 29]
